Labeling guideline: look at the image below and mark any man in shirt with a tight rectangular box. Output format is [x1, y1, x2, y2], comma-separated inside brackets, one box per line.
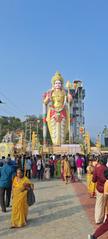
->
[25, 157, 32, 179]
[92, 156, 107, 224]
[88, 168, 108, 238]
[76, 153, 84, 181]
[0, 157, 15, 212]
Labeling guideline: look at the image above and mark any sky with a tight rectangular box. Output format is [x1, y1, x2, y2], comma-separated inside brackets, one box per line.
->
[0, 0, 108, 138]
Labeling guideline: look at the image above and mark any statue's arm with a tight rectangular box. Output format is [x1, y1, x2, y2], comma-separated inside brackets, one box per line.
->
[43, 91, 52, 105]
[63, 89, 73, 103]
[67, 92, 73, 103]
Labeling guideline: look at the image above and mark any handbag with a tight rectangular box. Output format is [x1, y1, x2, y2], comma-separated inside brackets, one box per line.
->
[27, 188, 36, 206]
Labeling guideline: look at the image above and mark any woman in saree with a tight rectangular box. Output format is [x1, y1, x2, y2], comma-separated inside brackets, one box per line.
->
[61, 156, 64, 181]
[86, 160, 96, 198]
[56, 158, 61, 178]
[11, 168, 34, 228]
[32, 157, 37, 178]
[63, 156, 71, 184]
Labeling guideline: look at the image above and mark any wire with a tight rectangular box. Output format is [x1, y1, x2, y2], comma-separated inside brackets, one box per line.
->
[0, 104, 15, 117]
[0, 89, 26, 117]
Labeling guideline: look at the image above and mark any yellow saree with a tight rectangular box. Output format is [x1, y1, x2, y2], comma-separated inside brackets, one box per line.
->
[64, 160, 71, 177]
[86, 165, 96, 197]
[11, 176, 31, 228]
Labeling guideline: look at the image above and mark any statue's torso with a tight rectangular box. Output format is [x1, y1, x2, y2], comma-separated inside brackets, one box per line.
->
[51, 89, 65, 111]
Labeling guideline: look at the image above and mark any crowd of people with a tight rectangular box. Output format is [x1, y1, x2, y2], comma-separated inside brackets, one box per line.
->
[0, 152, 87, 229]
[0, 153, 87, 182]
[1, 152, 108, 238]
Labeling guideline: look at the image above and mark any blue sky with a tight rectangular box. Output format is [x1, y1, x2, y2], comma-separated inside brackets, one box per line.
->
[0, 0, 108, 138]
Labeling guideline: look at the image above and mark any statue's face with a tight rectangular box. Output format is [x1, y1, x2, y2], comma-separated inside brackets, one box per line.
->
[54, 80, 62, 89]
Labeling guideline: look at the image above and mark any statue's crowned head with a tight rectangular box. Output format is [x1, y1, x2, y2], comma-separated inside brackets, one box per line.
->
[51, 72, 64, 89]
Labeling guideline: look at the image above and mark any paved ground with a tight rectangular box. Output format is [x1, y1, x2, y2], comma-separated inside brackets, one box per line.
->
[0, 178, 108, 239]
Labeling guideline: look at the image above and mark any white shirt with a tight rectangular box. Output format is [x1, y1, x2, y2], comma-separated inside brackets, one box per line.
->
[37, 159, 41, 170]
[25, 159, 32, 170]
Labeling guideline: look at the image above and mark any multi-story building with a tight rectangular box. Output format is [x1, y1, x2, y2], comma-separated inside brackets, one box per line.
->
[69, 80, 85, 144]
[103, 126, 108, 147]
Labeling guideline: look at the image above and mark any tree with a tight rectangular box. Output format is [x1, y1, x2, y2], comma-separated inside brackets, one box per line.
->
[0, 116, 23, 142]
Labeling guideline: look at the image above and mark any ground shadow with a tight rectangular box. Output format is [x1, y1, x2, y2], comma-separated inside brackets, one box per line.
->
[30, 199, 74, 216]
[0, 205, 82, 237]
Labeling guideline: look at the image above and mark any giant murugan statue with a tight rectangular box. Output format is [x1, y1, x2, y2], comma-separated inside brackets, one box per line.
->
[43, 72, 72, 145]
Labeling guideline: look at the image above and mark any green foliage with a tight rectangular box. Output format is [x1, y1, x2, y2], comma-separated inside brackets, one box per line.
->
[0, 115, 52, 145]
[0, 116, 23, 142]
[24, 115, 52, 145]
[101, 147, 108, 151]
[90, 140, 95, 147]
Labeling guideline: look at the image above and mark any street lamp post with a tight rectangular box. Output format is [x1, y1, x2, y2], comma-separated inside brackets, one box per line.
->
[29, 122, 32, 154]
[25, 115, 33, 154]
[37, 119, 40, 136]
[66, 81, 72, 144]
[0, 100, 3, 139]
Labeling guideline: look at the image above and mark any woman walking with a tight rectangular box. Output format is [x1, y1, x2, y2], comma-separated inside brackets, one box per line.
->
[86, 160, 96, 198]
[56, 158, 61, 178]
[11, 168, 34, 228]
[76, 154, 84, 181]
[63, 156, 71, 184]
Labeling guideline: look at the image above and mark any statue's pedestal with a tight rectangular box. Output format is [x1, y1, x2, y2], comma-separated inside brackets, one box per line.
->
[43, 144, 82, 155]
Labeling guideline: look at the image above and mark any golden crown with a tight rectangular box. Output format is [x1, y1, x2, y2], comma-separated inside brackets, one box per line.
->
[51, 72, 64, 86]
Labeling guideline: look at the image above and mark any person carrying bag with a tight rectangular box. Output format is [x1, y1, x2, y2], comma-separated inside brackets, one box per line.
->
[27, 187, 36, 206]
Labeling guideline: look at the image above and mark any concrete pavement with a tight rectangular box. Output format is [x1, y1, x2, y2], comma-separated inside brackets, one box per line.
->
[0, 178, 100, 239]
